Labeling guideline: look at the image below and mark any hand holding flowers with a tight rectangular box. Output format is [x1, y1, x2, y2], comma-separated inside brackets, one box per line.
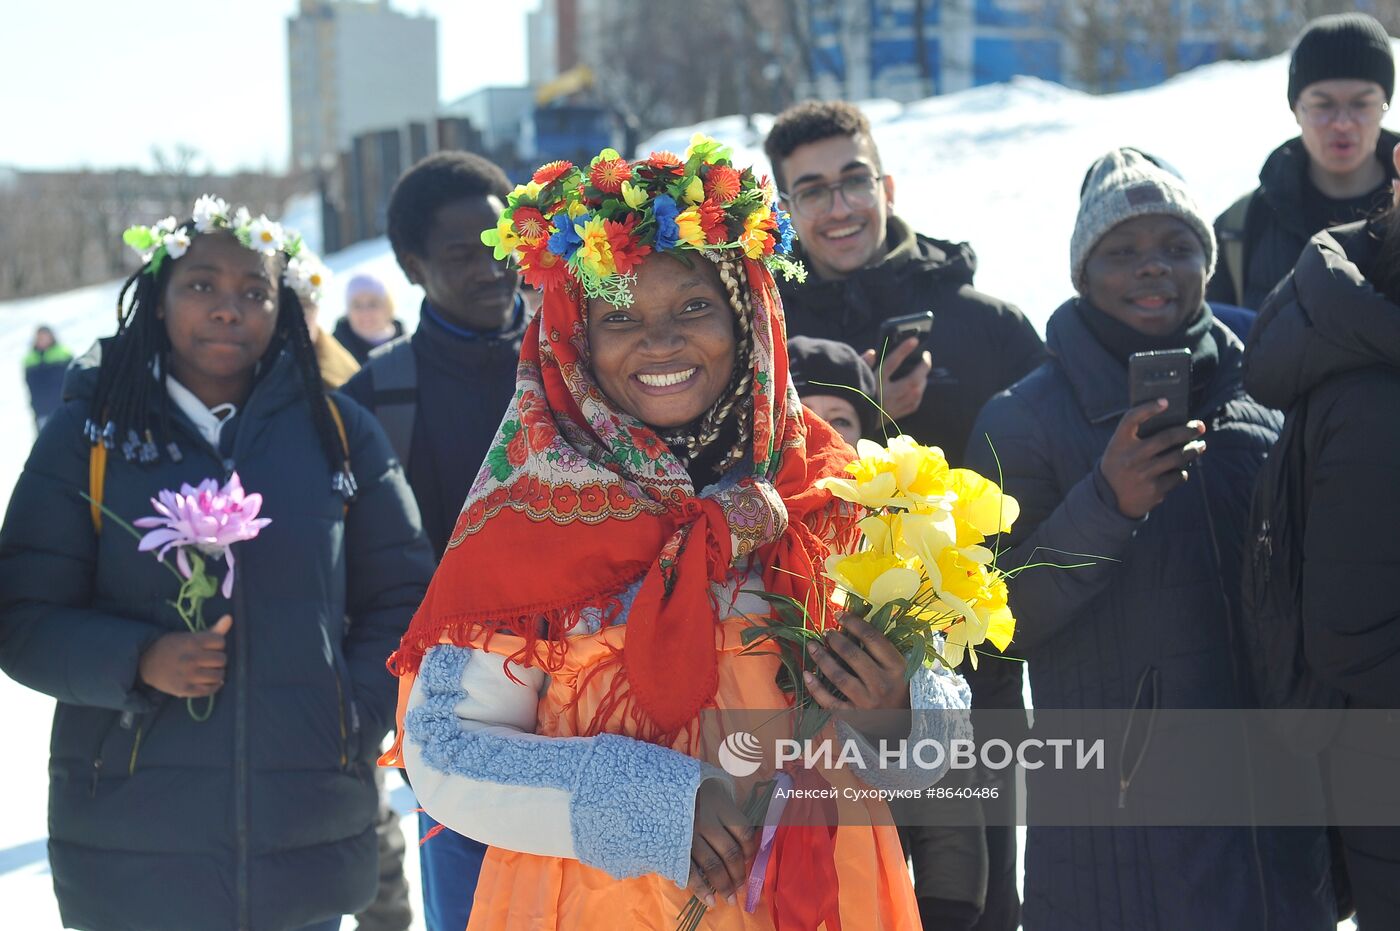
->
[85, 473, 270, 721]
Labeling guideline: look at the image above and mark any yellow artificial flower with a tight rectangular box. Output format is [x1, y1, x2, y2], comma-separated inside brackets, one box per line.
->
[675, 207, 707, 247]
[621, 180, 649, 209]
[573, 216, 616, 279]
[827, 435, 956, 514]
[949, 468, 1019, 545]
[817, 469, 903, 511]
[825, 551, 920, 612]
[566, 199, 590, 219]
[686, 133, 720, 158]
[895, 510, 958, 588]
[481, 217, 521, 261]
[684, 176, 705, 206]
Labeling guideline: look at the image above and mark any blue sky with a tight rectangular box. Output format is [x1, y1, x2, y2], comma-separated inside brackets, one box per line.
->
[0, 0, 537, 173]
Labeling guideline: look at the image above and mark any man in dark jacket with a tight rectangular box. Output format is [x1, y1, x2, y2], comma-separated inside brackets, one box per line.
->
[969, 147, 1333, 930]
[1245, 213, 1400, 927]
[765, 99, 1044, 931]
[1209, 13, 1397, 310]
[342, 151, 524, 931]
[24, 324, 73, 431]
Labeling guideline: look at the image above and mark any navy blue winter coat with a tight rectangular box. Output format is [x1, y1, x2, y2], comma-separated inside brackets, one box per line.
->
[0, 344, 434, 931]
[966, 302, 1334, 930]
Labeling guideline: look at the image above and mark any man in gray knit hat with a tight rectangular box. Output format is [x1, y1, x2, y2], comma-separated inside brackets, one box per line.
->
[1209, 11, 1397, 309]
[963, 148, 1337, 928]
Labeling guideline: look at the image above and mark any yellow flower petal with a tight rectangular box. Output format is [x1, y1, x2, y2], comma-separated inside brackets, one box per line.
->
[869, 566, 921, 609]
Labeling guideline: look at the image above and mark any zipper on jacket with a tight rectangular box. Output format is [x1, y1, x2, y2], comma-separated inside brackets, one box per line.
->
[88, 713, 124, 797]
[120, 710, 148, 776]
[332, 662, 350, 770]
[1117, 666, 1159, 809]
[227, 458, 251, 931]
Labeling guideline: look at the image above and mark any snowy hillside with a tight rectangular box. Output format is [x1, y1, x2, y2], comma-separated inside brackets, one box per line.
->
[2, 48, 1388, 928]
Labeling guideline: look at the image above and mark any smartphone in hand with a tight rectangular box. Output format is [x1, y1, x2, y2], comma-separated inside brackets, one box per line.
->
[875, 311, 934, 381]
[1128, 349, 1191, 439]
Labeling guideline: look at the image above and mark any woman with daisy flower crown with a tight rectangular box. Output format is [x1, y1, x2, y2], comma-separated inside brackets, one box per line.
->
[384, 138, 972, 930]
[0, 197, 434, 931]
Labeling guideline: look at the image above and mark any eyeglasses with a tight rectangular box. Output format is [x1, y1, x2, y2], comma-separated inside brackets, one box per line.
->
[1297, 99, 1389, 126]
[782, 173, 884, 217]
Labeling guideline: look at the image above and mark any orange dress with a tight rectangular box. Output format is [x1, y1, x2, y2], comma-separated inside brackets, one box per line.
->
[455, 614, 922, 931]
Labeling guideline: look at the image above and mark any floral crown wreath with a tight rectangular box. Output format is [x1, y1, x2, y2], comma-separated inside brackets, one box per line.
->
[482, 134, 805, 306]
[122, 194, 330, 305]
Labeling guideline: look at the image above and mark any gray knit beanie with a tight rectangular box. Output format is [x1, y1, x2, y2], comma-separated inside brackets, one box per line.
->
[1070, 148, 1217, 293]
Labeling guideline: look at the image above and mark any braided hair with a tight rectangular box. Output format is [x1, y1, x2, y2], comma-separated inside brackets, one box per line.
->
[664, 252, 757, 478]
[86, 224, 356, 499]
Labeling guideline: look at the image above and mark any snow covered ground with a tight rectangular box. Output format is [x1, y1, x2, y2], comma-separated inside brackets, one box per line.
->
[3, 46, 1388, 928]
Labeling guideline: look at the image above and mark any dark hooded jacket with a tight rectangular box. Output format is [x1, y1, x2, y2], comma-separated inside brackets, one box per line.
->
[1245, 220, 1400, 708]
[966, 302, 1334, 930]
[1207, 130, 1400, 310]
[342, 300, 526, 558]
[0, 344, 434, 931]
[334, 317, 406, 366]
[778, 216, 1046, 468]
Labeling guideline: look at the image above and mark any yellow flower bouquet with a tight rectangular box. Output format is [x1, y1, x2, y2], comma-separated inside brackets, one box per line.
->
[817, 434, 1019, 670]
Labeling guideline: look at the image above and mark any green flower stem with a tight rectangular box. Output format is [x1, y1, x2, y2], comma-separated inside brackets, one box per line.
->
[82, 492, 218, 722]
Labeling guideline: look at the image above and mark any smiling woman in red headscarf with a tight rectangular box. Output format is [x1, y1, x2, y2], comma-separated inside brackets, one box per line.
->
[382, 139, 970, 930]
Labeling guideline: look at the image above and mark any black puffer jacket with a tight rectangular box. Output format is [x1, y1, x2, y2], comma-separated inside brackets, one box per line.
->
[333, 317, 406, 366]
[778, 216, 1046, 468]
[0, 345, 434, 931]
[966, 302, 1333, 930]
[1207, 130, 1400, 310]
[1245, 220, 1400, 708]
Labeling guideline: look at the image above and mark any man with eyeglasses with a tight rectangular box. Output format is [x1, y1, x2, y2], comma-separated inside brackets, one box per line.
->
[764, 99, 1044, 931]
[1209, 12, 1398, 310]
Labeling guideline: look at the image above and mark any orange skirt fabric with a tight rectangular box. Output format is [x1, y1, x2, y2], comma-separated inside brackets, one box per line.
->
[453, 616, 922, 931]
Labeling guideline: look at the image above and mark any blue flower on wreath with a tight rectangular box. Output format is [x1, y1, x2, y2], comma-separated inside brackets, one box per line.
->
[652, 194, 680, 252]
[547, 212, 586, 260]
[773, 205, 796, 255]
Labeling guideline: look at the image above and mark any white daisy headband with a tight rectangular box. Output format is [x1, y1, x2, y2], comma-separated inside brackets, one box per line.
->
[122, 194, 330, 304]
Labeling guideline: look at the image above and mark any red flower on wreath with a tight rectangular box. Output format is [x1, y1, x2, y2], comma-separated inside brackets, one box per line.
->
[512, 206, 549, 244]
[520, 245, 570, 292]
[604, 215, 652, 276]
[646, 151, 684, 172]
[590, 157, 632, 194]
[532, 160, 574, 185]
[704, 164, 742, 204]
[698, 199, 729, 244]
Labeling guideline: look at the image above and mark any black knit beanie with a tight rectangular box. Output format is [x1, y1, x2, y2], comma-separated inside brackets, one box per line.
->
[1288, 13, 1395, 107]
[787, 336, 881, 438]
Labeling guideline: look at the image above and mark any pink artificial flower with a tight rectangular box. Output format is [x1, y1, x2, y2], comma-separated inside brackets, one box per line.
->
[134, 473, 272, 598]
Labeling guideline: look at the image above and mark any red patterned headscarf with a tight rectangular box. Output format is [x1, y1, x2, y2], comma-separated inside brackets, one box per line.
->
[385, 254, 855, 744]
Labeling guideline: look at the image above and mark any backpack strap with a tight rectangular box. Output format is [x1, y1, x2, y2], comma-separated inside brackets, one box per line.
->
[325, 396, 354, 512]
[364, 339, 417, 471]
[1216, 191, 1256, 307]
[89, 443, 107, 534]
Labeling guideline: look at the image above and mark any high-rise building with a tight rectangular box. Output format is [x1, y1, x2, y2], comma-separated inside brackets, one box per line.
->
[287, 0, 439, 171]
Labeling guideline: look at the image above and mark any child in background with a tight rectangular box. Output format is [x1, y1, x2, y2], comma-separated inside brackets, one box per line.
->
[786, 335, 880, 446]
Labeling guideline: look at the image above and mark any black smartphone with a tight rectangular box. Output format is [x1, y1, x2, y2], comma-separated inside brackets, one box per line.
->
[875, 311, 934, 381]
[1128, 349, 1191, 438]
